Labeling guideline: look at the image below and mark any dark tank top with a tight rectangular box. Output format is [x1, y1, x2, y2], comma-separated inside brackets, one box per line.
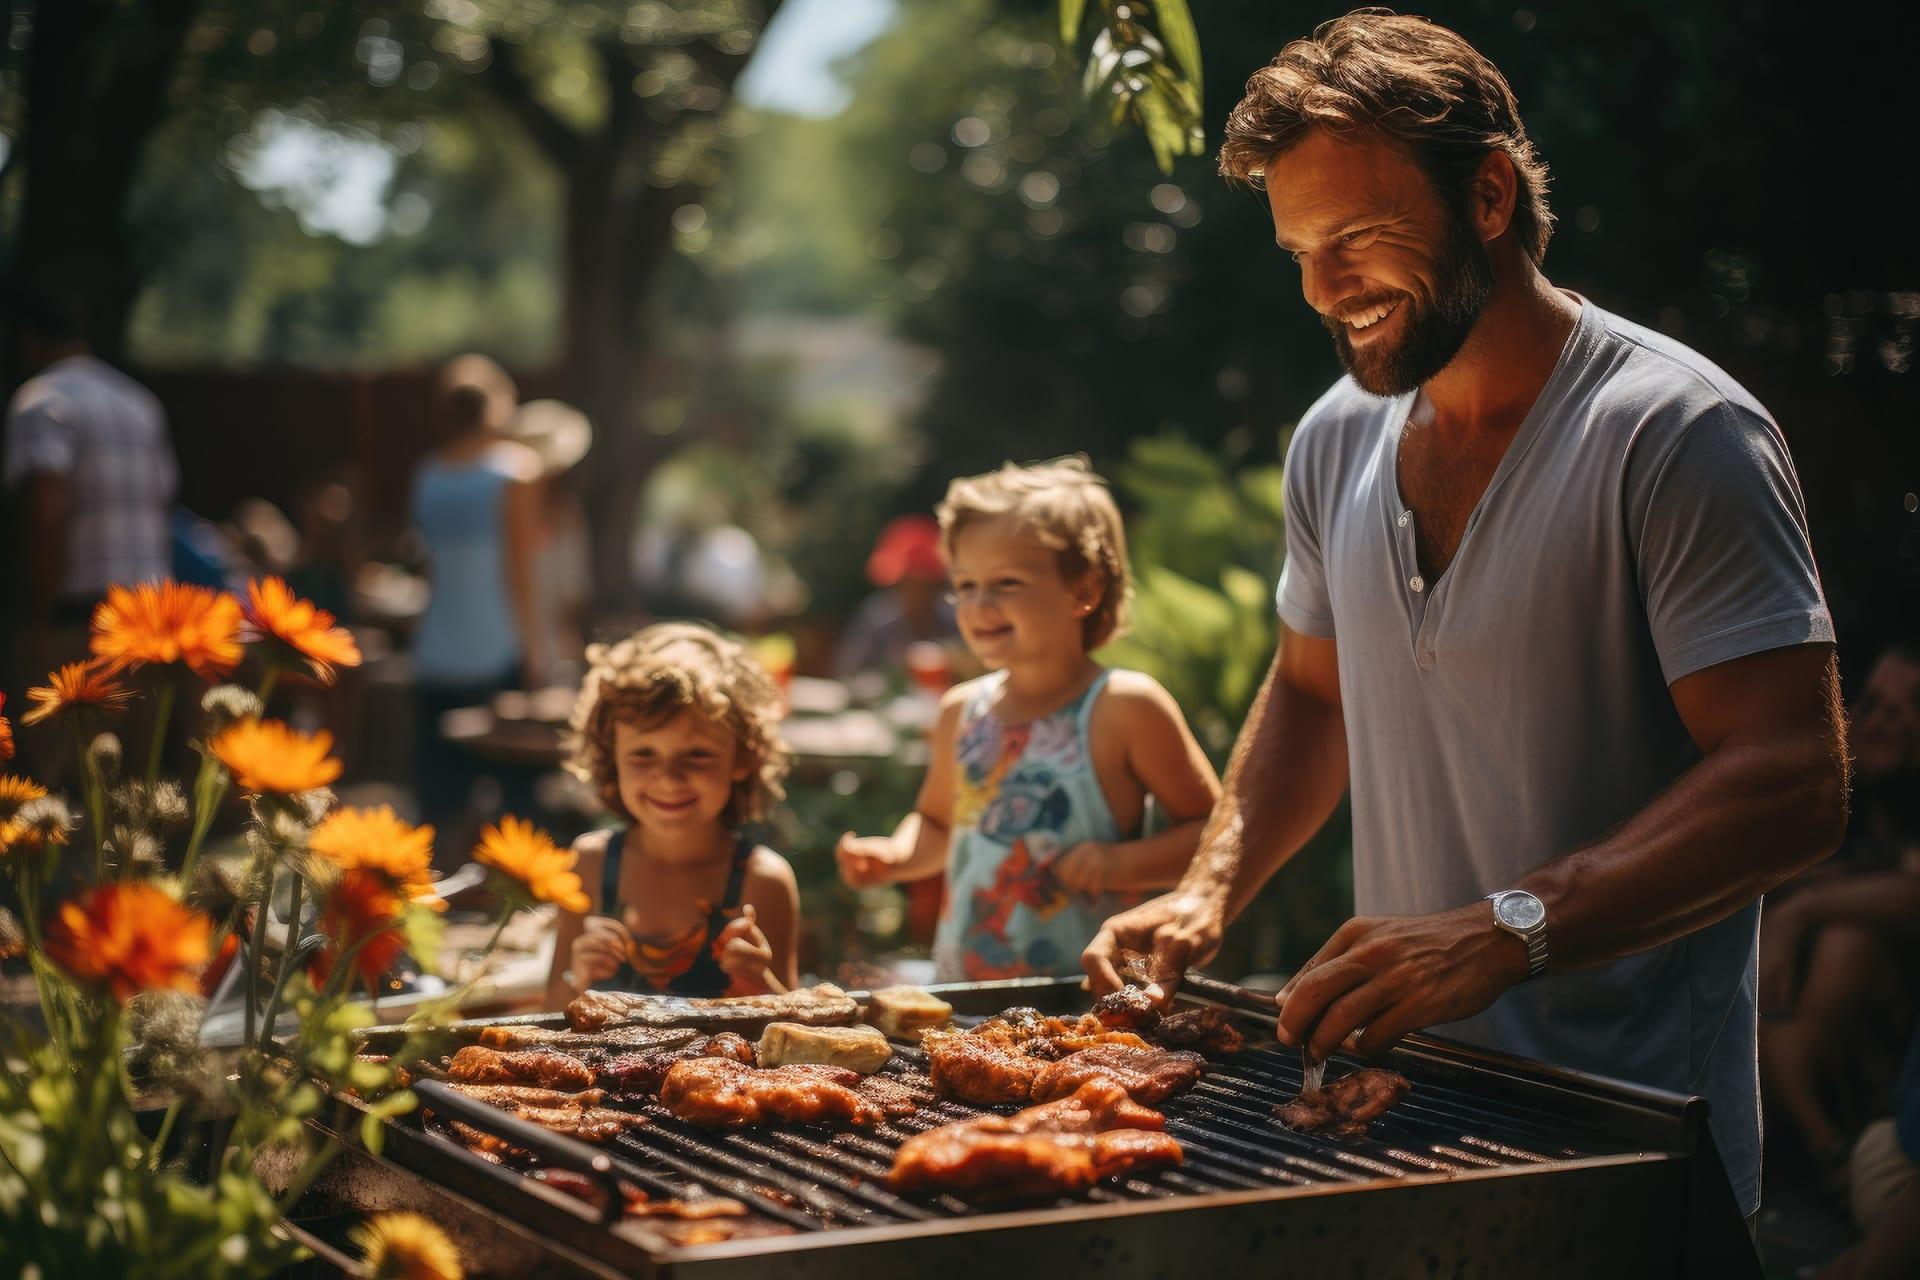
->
[594, 828, 753, 998]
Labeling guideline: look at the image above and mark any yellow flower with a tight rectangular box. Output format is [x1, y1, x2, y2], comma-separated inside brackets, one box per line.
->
[244, 577, 362, 684]
[22, 661, 134, 726]
[0, 693, 12, 763]
[351, 1211, 464, 1280]
[90, 581, 244, 680]
[474, 816, 588, 912]
[210, 719, 343, 794]
[0, 776, 50, 857]
[44, 882, 212, 1004]
[309, 806, 442, 908]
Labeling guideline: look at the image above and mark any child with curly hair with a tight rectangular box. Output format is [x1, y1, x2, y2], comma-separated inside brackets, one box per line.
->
[546, 622, 799, 1004]
[836, 458, 1221, 981]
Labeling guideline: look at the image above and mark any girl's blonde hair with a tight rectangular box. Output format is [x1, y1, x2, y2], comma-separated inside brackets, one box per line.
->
[936, 455, 1131, 650]
[565, 622, 791, 826]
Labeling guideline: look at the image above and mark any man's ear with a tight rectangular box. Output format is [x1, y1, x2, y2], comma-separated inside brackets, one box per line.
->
[1470, 150, 1519, 245]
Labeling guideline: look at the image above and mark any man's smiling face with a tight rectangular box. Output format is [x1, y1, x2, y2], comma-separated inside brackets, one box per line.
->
[1266, 129, 1494, 396]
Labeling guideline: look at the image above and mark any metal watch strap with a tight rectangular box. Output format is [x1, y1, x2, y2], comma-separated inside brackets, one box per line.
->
[1487, 891, 1548, 981]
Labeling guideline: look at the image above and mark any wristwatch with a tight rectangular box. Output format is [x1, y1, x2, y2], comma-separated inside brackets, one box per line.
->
[1485, 889, 1549, 981]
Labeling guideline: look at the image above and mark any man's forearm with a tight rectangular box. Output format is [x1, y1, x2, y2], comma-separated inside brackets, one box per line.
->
[1518, 731, 1848, 971]
[1180, 659, 1349, 920]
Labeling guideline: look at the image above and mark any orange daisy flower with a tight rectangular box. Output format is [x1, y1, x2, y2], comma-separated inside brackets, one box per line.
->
[244, 577, 363, 684]
[309, 806, 442, 909]
[311, 869, 409, 990]
[90, 581, 244, 680]
[0, 775, 50, 857]
[352, 1211, 465, 1280]
[210, 719, 342, 794]
[21, 661, 134, 726]
[44, 881, 213, 1004]
[473, 816, 589, 912]
[0, 693, 12, 763]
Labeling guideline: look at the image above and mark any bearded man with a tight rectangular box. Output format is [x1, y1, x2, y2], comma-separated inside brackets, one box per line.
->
[1083, 12, 1848, 1223]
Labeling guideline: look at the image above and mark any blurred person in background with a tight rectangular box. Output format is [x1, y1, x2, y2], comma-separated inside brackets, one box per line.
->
[4, 283, 176, 681]
[407, 353, 542, 844]
[287, 466, 368, 626]
[1818, 1024, 1920, 1279]
[833, 514, 959, 679]
[507, 399, 594, 688]
[1762, 644, 1920, 1183]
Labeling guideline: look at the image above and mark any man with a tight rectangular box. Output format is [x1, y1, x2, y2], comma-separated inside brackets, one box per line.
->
[1082, 12, 1847, 1221]
[5, 286, 177, 675]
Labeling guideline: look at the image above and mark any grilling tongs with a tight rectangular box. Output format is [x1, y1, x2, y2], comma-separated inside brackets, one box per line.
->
[1116, 953, 1323, 1095]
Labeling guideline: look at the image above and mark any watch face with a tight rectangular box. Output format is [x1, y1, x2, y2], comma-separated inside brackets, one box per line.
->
[1496, 892, 1546, 930]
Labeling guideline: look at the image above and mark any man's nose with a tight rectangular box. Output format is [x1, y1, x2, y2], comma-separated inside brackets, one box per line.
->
[1300, 252, 1363, 320]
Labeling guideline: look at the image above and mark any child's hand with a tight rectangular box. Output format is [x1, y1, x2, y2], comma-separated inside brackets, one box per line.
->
[1051, 841, 1111, 894]
[836, 832, 907, 889]
[714, 904, 776, 993]
[568, 915, 633, 990]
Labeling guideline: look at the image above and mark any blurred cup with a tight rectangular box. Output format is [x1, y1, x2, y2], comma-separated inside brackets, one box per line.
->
[905, 640, 952, 695]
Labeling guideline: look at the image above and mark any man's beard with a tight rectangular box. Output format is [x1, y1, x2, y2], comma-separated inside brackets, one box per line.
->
[1325, 209, 1494, 397]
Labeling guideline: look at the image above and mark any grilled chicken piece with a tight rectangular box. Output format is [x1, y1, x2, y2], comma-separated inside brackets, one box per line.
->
[1154, 1007, 1248, 1056]
[447, 1083, 607, 1109]
[446, 1119, 527, 1164]
[472, 1024, 702, 1054]
[1030, 1044, 1206, 1106]
[448, 1046, 596, 1091]
[1091, 986, 1162, 1032]
[889, 1079, 1182, 1198]
[757, 1022, 892, 1073]
[1273, 1067, 1411, 1140]
[660, 1057, 883, 1129]
[440, 1083, 645, 1144]
[852, 1073, 921, 1119]
[566, 983, 859, 1035]
[924, 1029, 1042, 1105]
[590, 1033, 757, 1093]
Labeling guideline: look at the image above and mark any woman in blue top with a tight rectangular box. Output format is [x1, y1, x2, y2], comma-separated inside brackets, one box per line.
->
[836, 458, 1222, 981]
[408, 354, 543, 845]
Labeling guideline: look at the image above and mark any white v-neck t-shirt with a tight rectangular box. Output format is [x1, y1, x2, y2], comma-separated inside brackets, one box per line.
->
[1276, 298, 1833, 1215]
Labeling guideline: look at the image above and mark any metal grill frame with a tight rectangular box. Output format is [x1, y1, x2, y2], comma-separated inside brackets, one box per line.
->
[323, 977, 1760, 1278]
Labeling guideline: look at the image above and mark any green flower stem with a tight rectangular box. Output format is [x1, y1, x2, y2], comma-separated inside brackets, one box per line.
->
[145, 678, 176, 788]
[257, 666, 279, 707]
[145, 1096, 183, 1170]
[177, 754, 229, 888]
[70, 722, 106, 877]
[244, 869, 277, 1050]
[256, 875, 304, 1045]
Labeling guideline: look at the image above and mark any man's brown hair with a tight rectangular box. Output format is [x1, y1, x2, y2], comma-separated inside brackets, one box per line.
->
[1219, 10, 1555, 265]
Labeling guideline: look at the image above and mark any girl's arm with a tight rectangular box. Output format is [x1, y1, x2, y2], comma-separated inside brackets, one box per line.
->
[543, 833, 623, 1007]
[837, 686, 966, 887]
[1056, 675, 1223, 893]
[734, 849, 803, 992]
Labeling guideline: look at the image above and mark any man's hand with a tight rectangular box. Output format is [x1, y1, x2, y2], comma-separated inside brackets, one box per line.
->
[715, 904, 778, 994]
[1275, 902, 1531, 1061]
[1082, 888, 1228, 1001]
[836, 832, 909, 889]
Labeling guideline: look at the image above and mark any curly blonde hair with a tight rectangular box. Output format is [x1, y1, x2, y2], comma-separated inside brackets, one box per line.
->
[936, 455, 1131, 650]
[565, 622, 791, 826]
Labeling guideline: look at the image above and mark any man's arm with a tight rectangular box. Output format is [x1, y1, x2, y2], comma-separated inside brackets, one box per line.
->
[1277, 642, 1849, 1060]
[1083, 623, 1349, 992]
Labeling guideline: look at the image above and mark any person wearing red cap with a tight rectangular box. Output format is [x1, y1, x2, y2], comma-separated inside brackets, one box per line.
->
[834, 514, 959, 679]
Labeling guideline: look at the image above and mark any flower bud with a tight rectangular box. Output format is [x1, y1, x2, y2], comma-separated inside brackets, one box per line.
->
[88, 732, 123, 783]
[200, 684, 262, 733]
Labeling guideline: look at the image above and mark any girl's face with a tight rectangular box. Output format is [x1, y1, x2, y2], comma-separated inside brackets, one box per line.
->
[947, 514, 1100, 670]
[613, 709, 748, 833]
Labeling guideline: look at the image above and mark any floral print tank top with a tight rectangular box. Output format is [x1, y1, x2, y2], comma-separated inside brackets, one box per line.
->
[932, 668, 1144, 981]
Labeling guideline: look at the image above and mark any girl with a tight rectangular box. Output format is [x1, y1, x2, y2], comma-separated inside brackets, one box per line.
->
[546, 623, 800, 1005]
[837, 458, 1221, 981]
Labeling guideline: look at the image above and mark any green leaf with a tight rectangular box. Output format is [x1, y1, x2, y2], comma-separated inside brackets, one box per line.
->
[1149, 0, 1205, 93]
[1059, 0, 1088, 46]
[400, 904, 446, 980]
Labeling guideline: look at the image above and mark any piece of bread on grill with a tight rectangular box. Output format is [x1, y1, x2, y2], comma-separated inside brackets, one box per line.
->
[756, 1021, 893, 1074]
[863, 985, 953, 1040]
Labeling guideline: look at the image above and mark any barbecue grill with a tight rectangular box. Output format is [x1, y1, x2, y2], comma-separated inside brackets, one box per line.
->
[298, 978, 1761, 1278]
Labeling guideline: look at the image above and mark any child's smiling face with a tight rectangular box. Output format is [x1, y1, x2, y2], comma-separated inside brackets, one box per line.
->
[613, 709, 748, 832]
[947, 514, 1099, 669]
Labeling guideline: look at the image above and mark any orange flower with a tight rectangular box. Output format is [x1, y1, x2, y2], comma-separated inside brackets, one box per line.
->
[311, 869, 408, 990]
[0, 693, 12, 763]
[22, 661, 134, 726]
[473, 816, 589, 912]
[44, 882, 212, 1004]
[244, 577, 362, 684]
[90, 581, 244, 680]
[309, 806, 442, 909]
[210, 719, 342, 794]
[352, 1211, 465, 1280]
[0, 775, 49, 857]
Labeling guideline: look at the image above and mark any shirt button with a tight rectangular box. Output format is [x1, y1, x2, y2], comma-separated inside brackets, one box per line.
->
[1409, 575, 1425, 593]
[1397, 511, 1411, 528]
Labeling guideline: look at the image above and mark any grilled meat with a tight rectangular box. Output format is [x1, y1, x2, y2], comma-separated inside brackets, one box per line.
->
[440, 1083, 645, 1144]
[659, 1057, 883, 1129]
[447, 1083, 607, 1110]
[1030, 1044, 1206, 1106]
[1155, 1007, 1248, 1056]
[472, 1024, 702, 1055]
[889, 1079, 1182, 1198]
[566, 983, 859, 1035]
[1091, 986, 1161, 1032]
[591, 1033, 757, 1093]
[852, 1072, 921, 1119]
[1273, 1067, 1411, 1140]
[448, 1045, 596, 1091]
[924, 1029, 1041, 1105]
[445, 1119, 527, 1164]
